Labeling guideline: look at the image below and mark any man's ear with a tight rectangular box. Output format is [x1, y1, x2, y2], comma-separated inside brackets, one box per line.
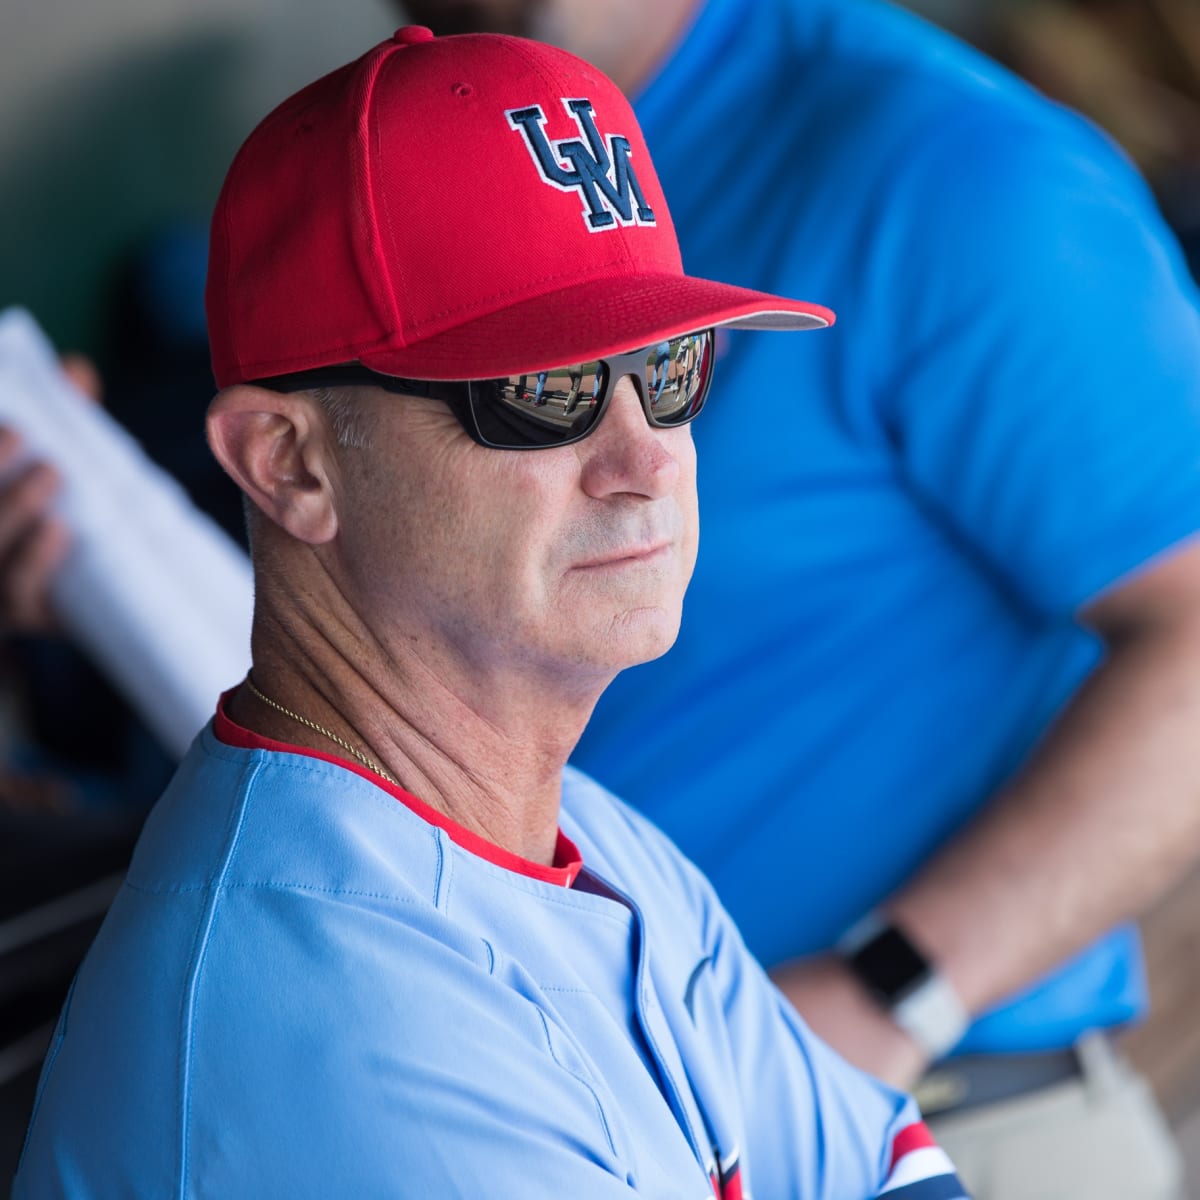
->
[207, 386, 339, 544]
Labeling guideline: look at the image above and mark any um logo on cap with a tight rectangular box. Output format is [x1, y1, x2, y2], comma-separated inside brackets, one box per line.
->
[506, 99, 656, 233]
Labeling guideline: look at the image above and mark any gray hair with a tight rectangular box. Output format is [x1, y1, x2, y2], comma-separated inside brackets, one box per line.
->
[312, 386, 373, 449]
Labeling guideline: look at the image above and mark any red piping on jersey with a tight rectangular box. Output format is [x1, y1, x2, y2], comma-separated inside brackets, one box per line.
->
[889, 1121, 937, 1170]
[214, 689, 582, 887]
[710, 1163, 743, 1200]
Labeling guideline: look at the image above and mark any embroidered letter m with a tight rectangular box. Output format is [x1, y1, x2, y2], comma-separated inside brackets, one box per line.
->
[507, 98, 656, 232]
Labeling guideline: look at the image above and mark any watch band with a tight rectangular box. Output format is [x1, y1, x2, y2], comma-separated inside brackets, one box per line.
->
[837, 913, 969, 1061]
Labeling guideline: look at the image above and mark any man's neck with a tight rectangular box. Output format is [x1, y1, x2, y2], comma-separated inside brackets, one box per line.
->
[228, 611, 604, 869]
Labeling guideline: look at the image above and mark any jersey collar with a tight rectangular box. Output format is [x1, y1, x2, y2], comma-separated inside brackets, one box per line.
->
[214, 689, 583, 887]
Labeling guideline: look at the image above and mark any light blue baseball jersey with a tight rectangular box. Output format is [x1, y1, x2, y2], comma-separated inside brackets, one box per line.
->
[575, 0, 1200, 1053]
[14, 709, 968, 1198]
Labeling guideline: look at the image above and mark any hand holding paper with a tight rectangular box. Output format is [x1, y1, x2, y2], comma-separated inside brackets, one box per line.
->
[0, 308, 253, 758]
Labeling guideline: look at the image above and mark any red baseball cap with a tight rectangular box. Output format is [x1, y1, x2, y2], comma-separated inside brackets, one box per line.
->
[206, 26, 834, 387]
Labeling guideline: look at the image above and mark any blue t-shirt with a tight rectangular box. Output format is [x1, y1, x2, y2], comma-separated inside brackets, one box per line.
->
[14, 726, 967, 1198]
[575, 0, 1200, 1053]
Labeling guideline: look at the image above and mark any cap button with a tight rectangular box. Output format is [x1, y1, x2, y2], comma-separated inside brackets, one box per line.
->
[392, 26, 434, 45]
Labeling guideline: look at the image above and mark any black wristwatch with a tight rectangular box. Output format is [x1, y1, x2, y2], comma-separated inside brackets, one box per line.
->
[838, 913, 968, 1060]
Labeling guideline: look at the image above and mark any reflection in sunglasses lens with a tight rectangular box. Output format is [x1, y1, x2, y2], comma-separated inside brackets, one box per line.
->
[496, 364, 605, 431]
[644, 333, 707, 424]
[469, 330, 710, 448]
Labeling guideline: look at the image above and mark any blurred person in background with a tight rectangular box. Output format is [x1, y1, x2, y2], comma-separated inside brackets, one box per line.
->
[0, 226, 238, 889]
[390, 1, 1200, 1197]
[0, 224, 237, 805]
[0, 354, 150, 921]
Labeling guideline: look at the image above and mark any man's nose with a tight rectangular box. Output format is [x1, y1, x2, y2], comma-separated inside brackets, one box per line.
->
[577, 375, 683, 500]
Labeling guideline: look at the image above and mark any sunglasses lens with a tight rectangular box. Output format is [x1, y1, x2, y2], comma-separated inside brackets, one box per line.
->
[468, 363, 608, 448]
[642, 331, 712, 426]
[464, 329, 712, 448]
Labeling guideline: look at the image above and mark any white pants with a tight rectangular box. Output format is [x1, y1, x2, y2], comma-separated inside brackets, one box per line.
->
[926, 1035, 1183, 1200]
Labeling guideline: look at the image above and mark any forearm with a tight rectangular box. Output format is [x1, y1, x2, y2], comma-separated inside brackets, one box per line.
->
[887, 609, 1200, 1016]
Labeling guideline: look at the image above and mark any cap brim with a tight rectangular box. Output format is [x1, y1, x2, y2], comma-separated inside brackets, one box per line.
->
[358, 273, 833, 380]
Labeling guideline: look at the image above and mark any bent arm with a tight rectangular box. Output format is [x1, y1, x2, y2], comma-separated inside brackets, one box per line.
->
[776, 537, 1200, 1085]
[890, 535, 1200, 1020]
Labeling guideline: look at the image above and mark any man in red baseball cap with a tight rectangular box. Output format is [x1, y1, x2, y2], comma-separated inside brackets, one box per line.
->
[15, 29, 967, 1199]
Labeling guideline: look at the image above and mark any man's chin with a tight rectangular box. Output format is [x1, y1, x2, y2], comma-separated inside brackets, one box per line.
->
[605, 606, 683, 669]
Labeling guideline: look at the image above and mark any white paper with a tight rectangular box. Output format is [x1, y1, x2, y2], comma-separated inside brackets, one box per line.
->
[0, 307, 253, 758]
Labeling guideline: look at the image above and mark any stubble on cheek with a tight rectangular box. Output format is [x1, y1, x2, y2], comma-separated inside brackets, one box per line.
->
[549, 502, 693, 665]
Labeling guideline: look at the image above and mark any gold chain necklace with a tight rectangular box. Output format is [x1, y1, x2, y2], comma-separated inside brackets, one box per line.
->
[242, 675, 399, 786]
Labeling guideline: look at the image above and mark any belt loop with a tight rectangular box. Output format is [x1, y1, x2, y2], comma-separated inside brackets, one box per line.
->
[1077, 1030, 1123, 1102]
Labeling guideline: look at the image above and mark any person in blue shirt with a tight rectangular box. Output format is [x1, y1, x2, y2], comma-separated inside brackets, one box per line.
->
[13, 26, 970, 1200]
[396, 0, 1200, 1195]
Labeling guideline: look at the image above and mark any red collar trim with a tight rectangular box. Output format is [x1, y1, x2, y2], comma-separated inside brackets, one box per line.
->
[213, 689, 582, 888]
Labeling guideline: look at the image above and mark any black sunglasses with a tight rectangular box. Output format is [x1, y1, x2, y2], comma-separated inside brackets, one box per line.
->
[252, 329, 715, 451]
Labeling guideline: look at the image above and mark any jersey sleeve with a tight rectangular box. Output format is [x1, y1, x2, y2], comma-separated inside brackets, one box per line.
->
[875, 1120, 971, 1199]
[871, 104, 1200, 618]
